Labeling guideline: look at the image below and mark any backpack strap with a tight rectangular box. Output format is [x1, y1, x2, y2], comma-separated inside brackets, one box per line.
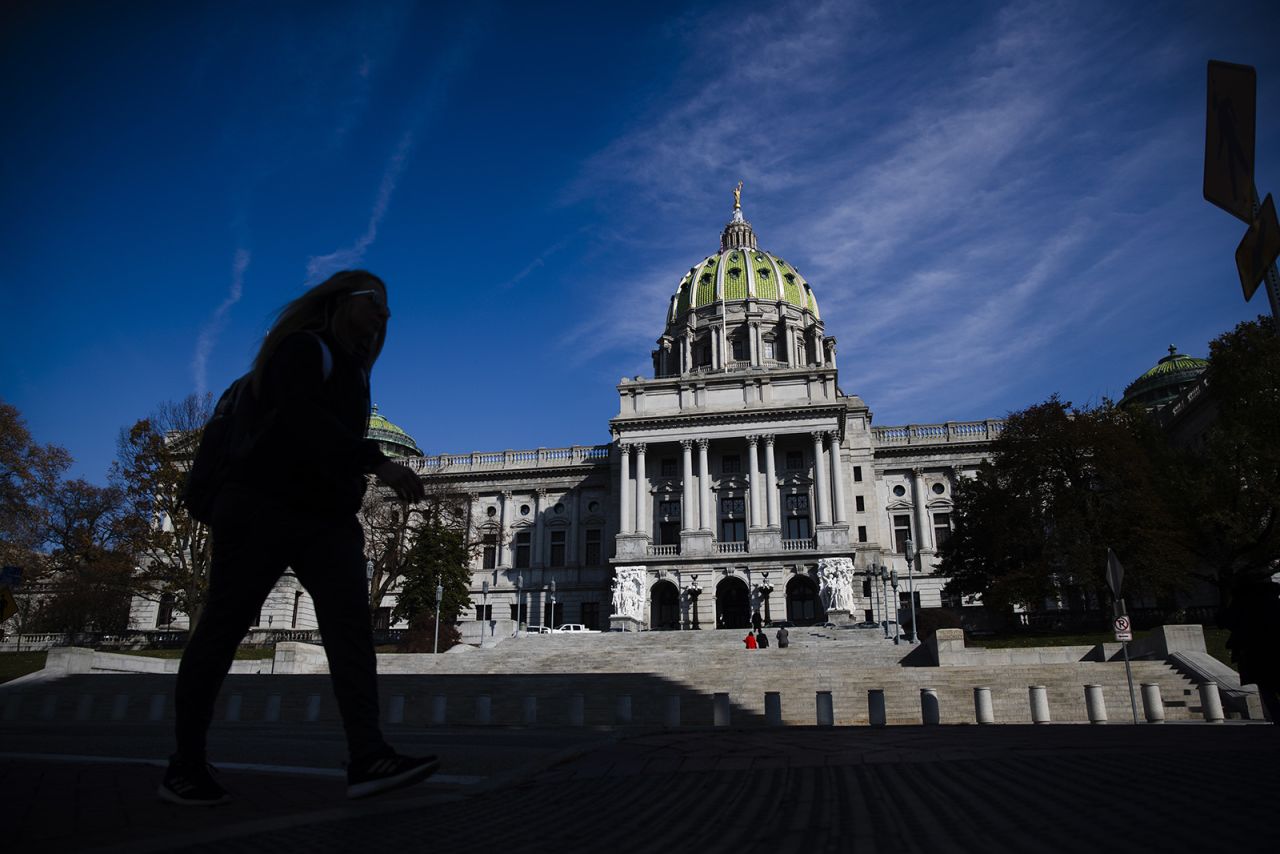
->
[304, 331, 333, 381]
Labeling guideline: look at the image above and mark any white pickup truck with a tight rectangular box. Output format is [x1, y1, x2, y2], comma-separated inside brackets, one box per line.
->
[552, 624, 597, 634]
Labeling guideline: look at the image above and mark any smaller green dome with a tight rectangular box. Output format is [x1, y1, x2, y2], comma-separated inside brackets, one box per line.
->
[1121, 346, 1208, 412]
[366, 404, 423, 458]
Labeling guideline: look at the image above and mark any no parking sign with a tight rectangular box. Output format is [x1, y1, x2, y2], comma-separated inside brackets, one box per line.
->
[1114, 615, 1132, 642]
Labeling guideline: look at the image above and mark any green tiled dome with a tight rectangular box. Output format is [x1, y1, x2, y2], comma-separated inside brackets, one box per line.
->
[669, 248, 819, 324]
[366, 404, 423, 459]
[1120, 346, 1208, 412]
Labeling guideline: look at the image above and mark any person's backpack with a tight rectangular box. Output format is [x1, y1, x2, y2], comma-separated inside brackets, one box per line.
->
[181, 333, 333, 525]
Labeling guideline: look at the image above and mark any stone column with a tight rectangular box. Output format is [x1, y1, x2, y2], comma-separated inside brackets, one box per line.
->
[499, 490, 512, 567]
[697, 438, 713, 531]
[681, 440, 695, 531]
[748, 322, 759, 365]
[829, 433, 847, 524]
[746, 435, 762, 528]
[567, 488, 578, 566]
[534, 488, 546, 567]
[912, 467, 932, 551]
[812, 432, 831, 526]
[764, 435, 780, 527]
[619, 445, 633, 535]
[634, 443, 648, 538]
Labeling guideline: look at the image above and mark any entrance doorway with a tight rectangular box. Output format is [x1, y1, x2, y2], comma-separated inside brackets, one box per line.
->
[786, 575, 824, 625]
[650, 580, 680, 630]
[716, 577, 750, 629]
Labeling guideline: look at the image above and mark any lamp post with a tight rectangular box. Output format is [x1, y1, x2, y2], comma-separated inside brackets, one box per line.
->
[516, 574, 523, 637]
[903, 538, 919, 644]
[890, 567, 900, 645]
[549, 579, 557, 630]
[433, 580, 443, 654]
[365, 559, 374, 603]
[879, 564, 890, 639]
[482, 580, 490, 636]
[759, 572, 774, 624]
[686, 575, 702, 629]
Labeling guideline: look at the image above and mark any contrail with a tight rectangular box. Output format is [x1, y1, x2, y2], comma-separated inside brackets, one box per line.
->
[192, 248, 250, 397]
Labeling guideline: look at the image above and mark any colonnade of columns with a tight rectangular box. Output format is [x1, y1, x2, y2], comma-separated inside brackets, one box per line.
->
[491, 487, 588, 569]
[618, 431, 848, 537]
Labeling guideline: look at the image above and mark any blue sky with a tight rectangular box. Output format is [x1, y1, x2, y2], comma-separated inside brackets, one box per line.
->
[3, 0, 1279, 484]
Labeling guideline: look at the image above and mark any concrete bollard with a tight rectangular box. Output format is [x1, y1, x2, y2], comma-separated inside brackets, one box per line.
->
[664, 695, 681, 728]
[765, 692, 783, 727]
[816, 691, 834, 727]
[149, 694, 166, 722]
[264, 693, 282, 723]
[1029, 686, 1050, 724]
[616, 695, 632, 725]
[713, 692, 731, 727]
[1084, 685, 1107, 724]
[569, 693, 585, 727]
[41, 695, 57, 721]
[475, 695, 492, 725]
[920, 688, 940, 726]
[974, 687, 994, 725]
[431, 695, 447, 725]
[225, 693, 242, 722]
[868, 689, 886, 728]
[76, 695, 93, 722]
[1199, 682, 1225, 723]
[111, 694, 129, 721]
[1141, 683, 1165, 723]
[523, 696, 538, 726]
[305, 694, 321, 722]
[387, 694, 405, 725]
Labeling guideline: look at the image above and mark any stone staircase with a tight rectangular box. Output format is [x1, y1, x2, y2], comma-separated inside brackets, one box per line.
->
[1, 627, 1209, 727]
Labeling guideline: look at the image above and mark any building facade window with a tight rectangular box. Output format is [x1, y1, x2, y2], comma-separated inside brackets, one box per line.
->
[475, 604, 493, 621]
[661, 458, 678, 477]
[721, 454, 741, 474]
[156, 593, 175, 628]
[785, 451, 804, 470]
[549, 530, 566, 567]
[720, 496, 746, 542]
[732, 336, 748, 361]
[581, 602, 600, 629]
[763, 340, 775, 360]
[584, 529, 601, 565]
[482, 534, 497, 570]
[857, 525, 867, 542]
[853, 465, 863, 482]
[785, 493, 811, 540]
[893, 514, 912, 553]
[854, 495, 864, 512]
[514, 531, 531, 568]
[933, 513, 952, 548]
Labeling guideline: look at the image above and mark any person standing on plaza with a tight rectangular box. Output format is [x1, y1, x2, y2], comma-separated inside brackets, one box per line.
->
[776, 625, 790, 649]
[159, 270, 438, 806]
[756, 629, 769, 649]
[743, 630, 758, 649]
[751, 609, 763, 633]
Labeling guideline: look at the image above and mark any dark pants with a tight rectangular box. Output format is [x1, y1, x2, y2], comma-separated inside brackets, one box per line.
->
[174, 486, 388, 764]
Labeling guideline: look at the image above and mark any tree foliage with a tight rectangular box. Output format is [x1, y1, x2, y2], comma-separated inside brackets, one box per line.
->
[112, 394, 214, 623]
[1162, 316, 1280, 600]
[939, 395, 1194, 616]
[0, 399, 71, 569]
[390, 497, 474, 628]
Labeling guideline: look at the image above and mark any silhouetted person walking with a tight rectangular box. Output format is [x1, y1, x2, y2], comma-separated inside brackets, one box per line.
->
[1222, 575, 1280, 722]
[743, 630, 758, 650]
[756, 629, 769, 648]
[160, 271, 437, 806]
[776, 625, 790, 648]
[751, 609, 763, 632]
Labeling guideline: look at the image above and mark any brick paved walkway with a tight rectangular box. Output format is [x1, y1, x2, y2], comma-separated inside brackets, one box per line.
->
[8, 724, 1277, 854]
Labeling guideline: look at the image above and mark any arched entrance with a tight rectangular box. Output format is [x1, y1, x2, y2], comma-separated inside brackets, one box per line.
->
[650, 580, 680, 630]
[786, 575, 824, 625]
[716, 577, 750, 629]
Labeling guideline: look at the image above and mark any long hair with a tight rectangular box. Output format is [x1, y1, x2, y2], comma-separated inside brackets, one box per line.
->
[250, 270, 386, 394]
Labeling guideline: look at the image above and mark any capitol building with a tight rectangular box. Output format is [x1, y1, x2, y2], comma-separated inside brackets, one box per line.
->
[132, 193, 1011, 635]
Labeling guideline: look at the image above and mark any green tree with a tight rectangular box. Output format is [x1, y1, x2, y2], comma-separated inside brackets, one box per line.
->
[391, 498, 473, 650]
[940, 396, 1194, 618]
[1161, 316, 1280, 603]
[112, 394, 214, 625]
[0, 399, 71, 569]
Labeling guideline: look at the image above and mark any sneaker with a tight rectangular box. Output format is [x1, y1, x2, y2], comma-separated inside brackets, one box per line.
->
[157, 756, 232, 806]
[347, 752, 440, 799]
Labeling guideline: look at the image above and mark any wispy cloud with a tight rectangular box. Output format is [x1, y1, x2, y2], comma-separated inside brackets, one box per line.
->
[497, 233, 580, 291]
[193, 248, 250, 397]
[305, 131, 415, 284]
[560, 0, 1201, 423]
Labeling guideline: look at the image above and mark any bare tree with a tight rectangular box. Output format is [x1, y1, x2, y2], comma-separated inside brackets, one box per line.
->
[112, 394, 214, 626]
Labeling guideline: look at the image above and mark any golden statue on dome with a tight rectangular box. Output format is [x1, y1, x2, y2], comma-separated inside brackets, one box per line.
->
[733, 180, 743, 209]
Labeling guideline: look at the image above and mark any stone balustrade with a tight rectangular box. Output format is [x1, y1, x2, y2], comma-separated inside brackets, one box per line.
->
[781, 538, 816, 551]
[872, 420, 1005, 447]
[648, 544, 680, 556]
[717, 541, 748, 554]
[407, 444, 610, 474]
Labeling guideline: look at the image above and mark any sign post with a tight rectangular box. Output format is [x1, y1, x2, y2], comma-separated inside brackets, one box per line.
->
[1106, 549, 1140, 724]
[1204, 60, 1280, 321]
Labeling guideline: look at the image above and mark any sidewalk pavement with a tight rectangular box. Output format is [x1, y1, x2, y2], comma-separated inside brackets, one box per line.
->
[8, 723, 1278, 854]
